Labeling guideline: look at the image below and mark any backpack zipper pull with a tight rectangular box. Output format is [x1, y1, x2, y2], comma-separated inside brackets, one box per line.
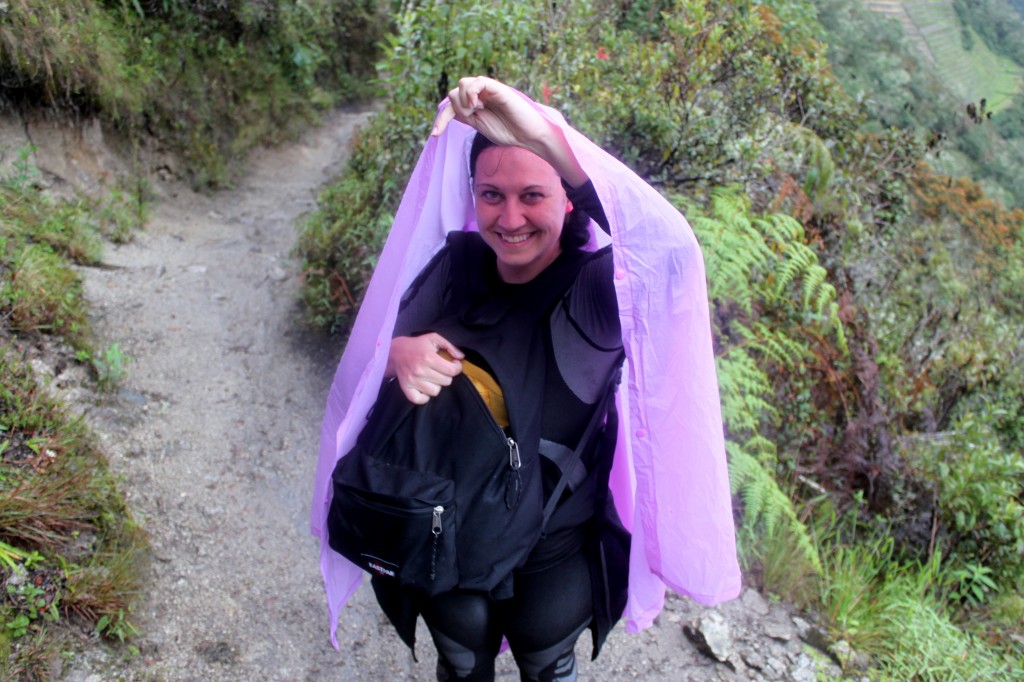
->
[429, 505, 443, 581]
[432, 506, 444, 536]
[508, 438, 520, 471]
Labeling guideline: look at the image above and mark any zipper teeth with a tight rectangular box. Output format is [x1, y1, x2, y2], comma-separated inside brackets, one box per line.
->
[459, 373, 512, 443]
[342, 487, 443, 516]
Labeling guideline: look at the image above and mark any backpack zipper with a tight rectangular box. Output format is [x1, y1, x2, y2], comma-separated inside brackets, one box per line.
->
[429, 505, 443, 581]
[459, 374, 522, 510]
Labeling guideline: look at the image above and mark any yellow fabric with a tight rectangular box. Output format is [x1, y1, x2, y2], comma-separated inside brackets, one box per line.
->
[440, 351, 509, 428]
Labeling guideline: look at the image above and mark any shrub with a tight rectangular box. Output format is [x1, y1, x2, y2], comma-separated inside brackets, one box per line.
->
[0, 0, 391, 188]
[904, 411, 1024, 598]
[297, 0, 544, 332]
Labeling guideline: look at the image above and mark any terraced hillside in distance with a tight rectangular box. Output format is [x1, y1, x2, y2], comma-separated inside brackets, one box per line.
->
[866, 0, 937, 64]
[866, 0, 1023, 109]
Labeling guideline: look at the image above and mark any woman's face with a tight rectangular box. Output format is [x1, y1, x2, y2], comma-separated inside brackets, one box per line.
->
[473, 146, 571, 284]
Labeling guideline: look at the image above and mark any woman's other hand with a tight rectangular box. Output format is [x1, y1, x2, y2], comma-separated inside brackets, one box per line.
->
[386, 333, 465, 404]
[432, 76, 588, 188]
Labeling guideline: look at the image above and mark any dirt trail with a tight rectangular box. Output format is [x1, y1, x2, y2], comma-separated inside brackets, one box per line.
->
[73, 108, 416, 681]
[18, 109, 837, 681]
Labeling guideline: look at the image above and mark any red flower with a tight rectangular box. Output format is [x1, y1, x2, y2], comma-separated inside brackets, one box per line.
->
[542, 82, 553, 104]
[596, 46, 610, 60]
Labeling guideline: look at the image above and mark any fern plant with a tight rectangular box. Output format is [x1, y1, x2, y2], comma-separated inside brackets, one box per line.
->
[682, 185, 847, 574]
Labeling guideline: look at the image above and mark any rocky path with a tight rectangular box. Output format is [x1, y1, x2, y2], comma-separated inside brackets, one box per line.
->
[26, 109, 846, 681]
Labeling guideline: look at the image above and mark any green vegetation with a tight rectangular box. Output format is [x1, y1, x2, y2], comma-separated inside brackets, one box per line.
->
[816, 0, 1024, 208]
[0, 148, 142, 348]
[0, 348, 147, 680]
[3, 0, 1024, 677]
[0, 0, 390, 188]
[954, 0, 1024, 68]
[297, 0, 1024, 676]
[886, 0, 1024, 110]
[1, 150, 148, 677]
[817, 526, 1019, 679]
[91, 342, 131, 393]
[0, 2, 393, 677]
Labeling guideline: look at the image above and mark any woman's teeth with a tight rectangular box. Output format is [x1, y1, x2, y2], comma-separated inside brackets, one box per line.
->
[503, 233, 530, 244]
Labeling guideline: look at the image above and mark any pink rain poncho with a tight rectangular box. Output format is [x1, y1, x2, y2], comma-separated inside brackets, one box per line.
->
[311, 95, 741, 648]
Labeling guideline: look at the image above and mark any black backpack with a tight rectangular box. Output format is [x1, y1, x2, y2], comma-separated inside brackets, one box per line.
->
[326, 357, 622, 595]
[327, 232, 624, 596]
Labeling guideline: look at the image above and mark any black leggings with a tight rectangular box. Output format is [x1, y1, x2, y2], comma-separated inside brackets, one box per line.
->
[415, 547, 593, 682]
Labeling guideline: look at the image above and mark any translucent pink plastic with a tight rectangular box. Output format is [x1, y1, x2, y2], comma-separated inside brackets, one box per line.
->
[311, 95, 740, 648]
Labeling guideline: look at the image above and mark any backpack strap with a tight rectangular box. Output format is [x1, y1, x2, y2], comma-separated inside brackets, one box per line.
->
[540, 353, 625, 530]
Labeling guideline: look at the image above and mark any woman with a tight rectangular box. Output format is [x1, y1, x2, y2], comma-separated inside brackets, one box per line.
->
[312, 77, 740, 680]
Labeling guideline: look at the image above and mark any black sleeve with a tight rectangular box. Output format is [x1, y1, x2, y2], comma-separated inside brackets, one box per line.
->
[393, 245, 452, 338]
[565, 179, 610, 235]
[563, 247, 621, 352]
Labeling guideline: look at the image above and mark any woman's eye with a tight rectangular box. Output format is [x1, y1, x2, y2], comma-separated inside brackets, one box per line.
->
[479, 190, 501, 202]
[522, 192, 544, 204]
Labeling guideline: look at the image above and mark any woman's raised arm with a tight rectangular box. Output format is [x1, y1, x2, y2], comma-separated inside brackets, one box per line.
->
[432, 76, 589, 189]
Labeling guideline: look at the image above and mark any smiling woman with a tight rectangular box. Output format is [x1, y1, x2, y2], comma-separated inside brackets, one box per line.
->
[313, 76, 740, 682]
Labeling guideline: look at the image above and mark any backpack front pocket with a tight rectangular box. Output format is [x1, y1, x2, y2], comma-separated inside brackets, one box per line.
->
[328, 458, 458, 595]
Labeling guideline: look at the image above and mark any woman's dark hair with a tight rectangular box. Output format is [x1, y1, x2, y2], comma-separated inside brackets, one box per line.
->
[469, 133, 590, 251]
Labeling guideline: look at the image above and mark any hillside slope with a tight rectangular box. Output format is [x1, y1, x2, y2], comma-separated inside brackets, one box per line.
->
[867, 0, 1023, 107]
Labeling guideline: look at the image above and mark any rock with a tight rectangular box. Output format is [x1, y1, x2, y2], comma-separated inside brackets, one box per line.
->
[789, 652, 818, 682]
[195, 639, 239, 665]
[117, 388, 147, 406]
[832, 640, 872, 672]
[702, 612, 733, 661]
[683, 611, 734, 664]
[791, 616, 812, 638]
[740, 648, 765, 672]
[793, 615, 840, 664]
[30, 358, 54, 379]
[61, 672, 104, 682]
[763, 614, 795, 642]
[765, 655, 787, 676]
[740, 588, 771, 616]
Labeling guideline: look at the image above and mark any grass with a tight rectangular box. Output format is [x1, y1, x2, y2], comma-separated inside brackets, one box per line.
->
[740, 498, 1020, 677]
[0, 346, 147, 680]
[0, 152, 146, 351]
[737, 518, 820, 608]
[1, 156, 147, 679]
[819, 542, 1023, 679]
[749, 500, 1024, 680]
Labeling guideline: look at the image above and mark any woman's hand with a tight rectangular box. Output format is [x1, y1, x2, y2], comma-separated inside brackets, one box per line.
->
[432, 77, 546, 149]
[386, 333, 465, 405]
[432, 76, 588, 188]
